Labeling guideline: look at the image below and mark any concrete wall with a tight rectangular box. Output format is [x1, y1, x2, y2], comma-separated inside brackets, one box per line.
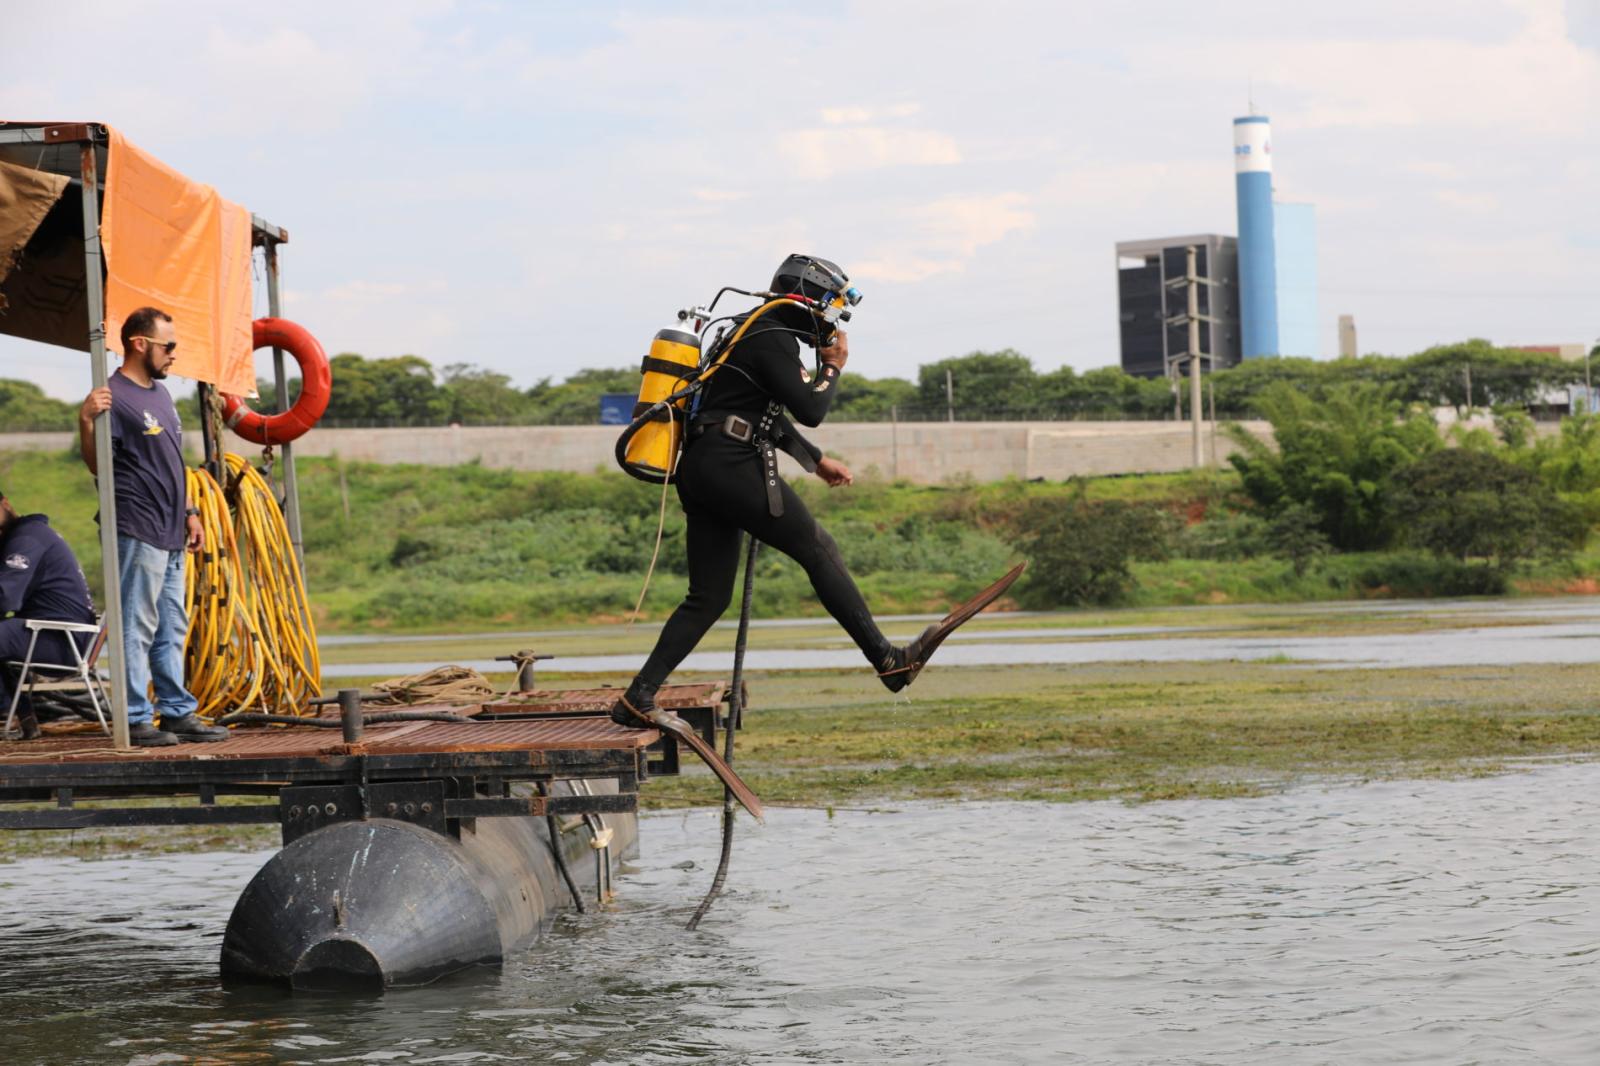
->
[0, 423, 1268, 482]
[205, 421, 1270, 482]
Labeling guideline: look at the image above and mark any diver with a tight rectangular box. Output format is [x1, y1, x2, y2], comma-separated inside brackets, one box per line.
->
[611, 254, 1022, 754]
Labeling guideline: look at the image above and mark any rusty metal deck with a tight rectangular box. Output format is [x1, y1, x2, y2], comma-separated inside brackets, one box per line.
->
[0, 712, 662, 805]
[0, 717, 655, 767]
[0, 680, 740, 832]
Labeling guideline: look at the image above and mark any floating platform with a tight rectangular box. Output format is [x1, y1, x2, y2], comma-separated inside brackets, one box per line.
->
[0, 682, 742, 988]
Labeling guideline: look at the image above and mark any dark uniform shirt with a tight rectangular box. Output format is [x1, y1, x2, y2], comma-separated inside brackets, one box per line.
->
[107, 370, 187, 551]
[0, 515, 96, 624]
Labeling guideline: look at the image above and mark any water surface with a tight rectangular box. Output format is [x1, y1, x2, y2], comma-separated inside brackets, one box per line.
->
[4, 763, 1598, 1063]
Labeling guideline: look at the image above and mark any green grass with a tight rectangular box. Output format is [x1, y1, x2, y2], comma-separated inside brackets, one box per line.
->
[8, 448, 1600, 634]
[638, 660, 1600, 810]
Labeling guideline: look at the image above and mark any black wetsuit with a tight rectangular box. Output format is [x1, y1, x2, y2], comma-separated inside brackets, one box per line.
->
[634, 316, 891, 689]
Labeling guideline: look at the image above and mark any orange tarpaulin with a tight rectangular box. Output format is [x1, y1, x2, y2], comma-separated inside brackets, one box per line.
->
[102, 127, 255, 395]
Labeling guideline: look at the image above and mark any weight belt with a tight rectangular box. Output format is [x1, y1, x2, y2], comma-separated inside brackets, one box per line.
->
[691, 401, 818, 517]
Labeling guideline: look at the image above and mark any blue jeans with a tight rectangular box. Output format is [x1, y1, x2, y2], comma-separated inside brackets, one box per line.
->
[117, 535, 198, 725]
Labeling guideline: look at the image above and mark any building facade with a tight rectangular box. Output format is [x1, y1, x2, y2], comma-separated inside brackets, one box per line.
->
[1115, 234, 1241, 379]
[1273, 201, 1319, 356]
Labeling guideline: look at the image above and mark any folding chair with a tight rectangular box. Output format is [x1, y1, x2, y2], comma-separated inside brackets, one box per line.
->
[3, 617, 109, 739]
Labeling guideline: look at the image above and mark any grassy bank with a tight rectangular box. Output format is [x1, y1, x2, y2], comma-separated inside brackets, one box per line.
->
[5, 656, 1598, 861]
[640, 659, 1600, 810]
[6, 448, 1600, 631]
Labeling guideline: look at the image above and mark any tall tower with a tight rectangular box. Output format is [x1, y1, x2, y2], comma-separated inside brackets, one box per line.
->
[1233, 115, 1278, 358]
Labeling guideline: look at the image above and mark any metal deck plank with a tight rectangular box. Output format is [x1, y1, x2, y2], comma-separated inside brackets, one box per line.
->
[0, 718, 653, 795]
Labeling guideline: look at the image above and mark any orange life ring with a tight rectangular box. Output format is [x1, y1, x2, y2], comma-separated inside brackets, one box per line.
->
[222, 318, 332, 445]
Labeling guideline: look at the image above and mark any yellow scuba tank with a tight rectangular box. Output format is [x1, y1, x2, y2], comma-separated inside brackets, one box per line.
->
[618, 312, 703, 482]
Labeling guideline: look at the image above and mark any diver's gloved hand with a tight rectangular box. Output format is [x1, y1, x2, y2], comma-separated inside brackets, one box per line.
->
[819, 330, 848, 371]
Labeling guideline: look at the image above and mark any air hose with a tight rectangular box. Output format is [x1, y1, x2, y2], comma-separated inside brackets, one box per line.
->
[686, 533, 760, 930]
[184, 453, 322, 721]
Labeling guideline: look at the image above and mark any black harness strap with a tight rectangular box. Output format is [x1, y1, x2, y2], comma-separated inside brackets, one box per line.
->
[755, 401, 785, 517]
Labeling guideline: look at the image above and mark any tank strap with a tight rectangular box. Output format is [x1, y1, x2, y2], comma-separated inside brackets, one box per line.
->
[640, 355, 698, 379]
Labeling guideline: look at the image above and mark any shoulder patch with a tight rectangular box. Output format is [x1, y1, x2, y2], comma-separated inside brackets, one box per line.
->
[5, 553, 29, 570]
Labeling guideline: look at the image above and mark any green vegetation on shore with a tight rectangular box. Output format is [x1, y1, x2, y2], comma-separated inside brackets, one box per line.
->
[6, 337, 1590, 430]
[8, 441, 1600, 631]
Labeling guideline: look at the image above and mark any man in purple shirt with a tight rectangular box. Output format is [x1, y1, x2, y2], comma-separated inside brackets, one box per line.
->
[79, 306, 228, 747]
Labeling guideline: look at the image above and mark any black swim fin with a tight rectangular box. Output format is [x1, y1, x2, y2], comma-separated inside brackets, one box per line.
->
[613, 697, 765, 823]
[879, 561, 1027, 692]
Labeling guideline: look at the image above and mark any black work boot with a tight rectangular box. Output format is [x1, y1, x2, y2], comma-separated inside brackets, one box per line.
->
[158, 714, 230, 743]
[128, 722, 178, 747]
[609, 678, 660, 728]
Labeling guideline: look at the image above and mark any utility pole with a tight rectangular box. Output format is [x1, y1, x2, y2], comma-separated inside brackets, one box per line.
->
[1208, 376, 1218, 467]
[1165, 245, 1215, 468]
[1187, 252, 1203, 466]
[1585, 337, 1595, 413]
[945, 369, 955, 423]
[890, 404, 900, 480]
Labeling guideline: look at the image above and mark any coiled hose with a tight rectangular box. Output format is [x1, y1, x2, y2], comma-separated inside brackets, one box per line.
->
[184, 453, 321, 721]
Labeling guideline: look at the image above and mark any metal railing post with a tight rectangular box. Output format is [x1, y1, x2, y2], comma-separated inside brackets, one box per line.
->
[79, 142, 130, 749]
[262, 240, 305, 568]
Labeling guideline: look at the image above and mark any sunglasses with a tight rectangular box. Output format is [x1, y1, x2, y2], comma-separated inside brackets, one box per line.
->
[133, 336, 178, 354]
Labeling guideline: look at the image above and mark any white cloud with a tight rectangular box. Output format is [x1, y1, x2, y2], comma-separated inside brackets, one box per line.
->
[1435, 189, 1499, 212]
[780, 127, 962, 180]
[855, 193, 1036, 282]
[821, 103, 923, 123]
[2, 0, 1597, 395]
[1404, 161, 1466, 181]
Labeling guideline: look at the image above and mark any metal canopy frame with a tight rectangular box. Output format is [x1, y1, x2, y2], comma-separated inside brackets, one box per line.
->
[0, 122, 304, 747]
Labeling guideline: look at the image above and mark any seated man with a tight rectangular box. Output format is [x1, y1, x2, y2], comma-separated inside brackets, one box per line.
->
[0, 486, 97, 734]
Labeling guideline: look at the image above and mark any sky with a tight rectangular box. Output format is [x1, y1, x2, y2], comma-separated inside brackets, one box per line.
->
[3, 0, 1598, 402]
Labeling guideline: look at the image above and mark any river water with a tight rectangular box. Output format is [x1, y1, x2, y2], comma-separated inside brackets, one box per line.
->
[3, 762, 1597, 1064]
[322, 597, 1600, 677]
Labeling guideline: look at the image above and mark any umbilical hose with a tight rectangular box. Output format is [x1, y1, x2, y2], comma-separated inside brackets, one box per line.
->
[686, 533, 760, 930]
[184, 453, 321, 721]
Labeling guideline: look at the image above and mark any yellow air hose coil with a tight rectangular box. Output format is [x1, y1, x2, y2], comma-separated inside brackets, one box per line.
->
[183, 454, 321, 722]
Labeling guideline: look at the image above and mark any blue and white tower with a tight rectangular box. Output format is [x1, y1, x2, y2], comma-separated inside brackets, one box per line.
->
[1233, 115, 1278, 358]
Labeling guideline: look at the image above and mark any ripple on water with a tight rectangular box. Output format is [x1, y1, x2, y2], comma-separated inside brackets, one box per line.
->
[2, 765, 1599, 1063]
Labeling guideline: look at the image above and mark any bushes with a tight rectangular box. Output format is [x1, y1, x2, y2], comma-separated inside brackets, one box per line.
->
[1390, 449, 1578, 567]
[1349, 553, 1509, 597]
[1014, 491, 1175, 607]
[1226, 381, 1441, 551]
